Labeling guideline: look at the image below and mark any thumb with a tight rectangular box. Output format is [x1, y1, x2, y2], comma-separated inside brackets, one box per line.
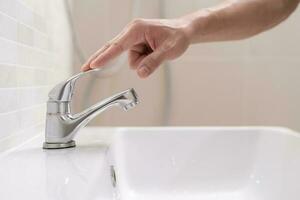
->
[137, 49, 166, 78]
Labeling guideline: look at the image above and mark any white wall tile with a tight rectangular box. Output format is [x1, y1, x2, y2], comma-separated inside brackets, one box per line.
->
[17, 22, 34, 46]
[0, 0, 72, 151]
[0, 11, 17, 41]
[0, 64, 17, 88]
[16, 1, 34, 28]
[0, 38, 18, 64]
[0, 0, 18, 18]
[0, 111, 20, 140]
[17, 45, 52, 68]
[33, 31, 49, 50]
[0, 89, 19, 113]
[16, 67, 51, 87]
[33, 13, 47, 34]
[17, 87, 48, 108]
[19, 105, 45, 130]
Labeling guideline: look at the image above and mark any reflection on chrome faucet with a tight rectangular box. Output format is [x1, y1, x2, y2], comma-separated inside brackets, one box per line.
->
[43, 69, 139, 149]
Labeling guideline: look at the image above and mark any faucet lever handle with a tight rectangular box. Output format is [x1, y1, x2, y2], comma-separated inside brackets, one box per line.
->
[48, 69, 103, 102]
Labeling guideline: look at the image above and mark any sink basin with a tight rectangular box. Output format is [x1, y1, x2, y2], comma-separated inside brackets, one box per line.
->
[109, 127, 300, 200]
[1, 127, 300, 200]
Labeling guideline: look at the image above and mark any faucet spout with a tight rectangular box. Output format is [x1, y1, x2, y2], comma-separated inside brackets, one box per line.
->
[69, 88, 138, 137]
[43, 70, 139, 149]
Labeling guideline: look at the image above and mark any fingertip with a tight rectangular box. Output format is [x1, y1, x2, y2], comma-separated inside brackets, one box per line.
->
[80, 65, 90, 72]
[90, 61, 101, 69]
[90, 53, 109, 69]
[137, 65, 150, 78]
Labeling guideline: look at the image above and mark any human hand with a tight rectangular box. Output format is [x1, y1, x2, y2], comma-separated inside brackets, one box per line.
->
[81, 18, 191, 78]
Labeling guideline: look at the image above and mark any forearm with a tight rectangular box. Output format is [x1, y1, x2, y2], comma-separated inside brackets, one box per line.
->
[182, 0, 299, 43]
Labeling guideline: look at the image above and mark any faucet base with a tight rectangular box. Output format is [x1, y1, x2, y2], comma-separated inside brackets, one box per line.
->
[43, 140, 76, 149]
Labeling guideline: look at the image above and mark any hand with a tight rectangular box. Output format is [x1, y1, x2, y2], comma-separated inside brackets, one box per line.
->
[81, 18, 191, 78]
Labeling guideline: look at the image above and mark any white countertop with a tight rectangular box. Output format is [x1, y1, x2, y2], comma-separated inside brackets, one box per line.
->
[0, 127, 117, 200]
[2, 126, 300, 200]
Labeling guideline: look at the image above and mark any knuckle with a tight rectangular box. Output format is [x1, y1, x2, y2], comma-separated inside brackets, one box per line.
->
[130, 18, 145, 28]
[103, 43, 111, 48]
[104, 39, 115, 48]
[111, 42, 124, 52]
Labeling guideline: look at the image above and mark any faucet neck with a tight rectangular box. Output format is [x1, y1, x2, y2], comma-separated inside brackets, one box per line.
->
[47, 101, 71, 115]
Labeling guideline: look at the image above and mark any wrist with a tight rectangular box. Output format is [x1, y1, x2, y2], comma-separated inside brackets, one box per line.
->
[176, 18, 195, 44]
[179, 9, 214, 43]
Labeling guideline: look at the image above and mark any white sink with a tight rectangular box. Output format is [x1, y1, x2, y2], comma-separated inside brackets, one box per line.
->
[1, 127, 300, 200]
[110, 127, 300, 200]
[0, 128, 114, 200]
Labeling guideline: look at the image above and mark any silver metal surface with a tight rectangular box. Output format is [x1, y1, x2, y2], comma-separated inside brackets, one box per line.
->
[43, 140, 76, 149]
[43, 69, 139, 149]
[110, 165, 117, 187]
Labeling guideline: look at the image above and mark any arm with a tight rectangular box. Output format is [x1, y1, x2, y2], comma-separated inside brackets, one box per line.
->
[81, 0, 299, 78]
[183, 0, 300, 43]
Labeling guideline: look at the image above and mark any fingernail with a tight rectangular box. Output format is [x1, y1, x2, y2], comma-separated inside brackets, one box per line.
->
[81, 66, 88, 71]
[90, 63, 97, 69]
[138, 66, 150, 77]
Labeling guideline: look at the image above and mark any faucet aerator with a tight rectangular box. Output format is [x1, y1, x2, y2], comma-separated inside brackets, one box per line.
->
[123, 101, 138, 111]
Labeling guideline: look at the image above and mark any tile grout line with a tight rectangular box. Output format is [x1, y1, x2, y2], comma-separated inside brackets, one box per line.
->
[0, 35, 53, 56]
[0, 85, 53, 90]
[0, 102, 46, 116]
[0, 123, 44, 155]
[0, 6, 48, 37]
[0, 63, 54, 71]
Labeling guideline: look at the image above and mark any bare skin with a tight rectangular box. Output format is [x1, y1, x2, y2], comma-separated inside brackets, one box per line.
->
[81, 0, 299, 78]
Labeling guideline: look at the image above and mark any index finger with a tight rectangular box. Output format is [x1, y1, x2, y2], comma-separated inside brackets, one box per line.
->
[81, 43, 111, 71]
[90, 25, 144, 69]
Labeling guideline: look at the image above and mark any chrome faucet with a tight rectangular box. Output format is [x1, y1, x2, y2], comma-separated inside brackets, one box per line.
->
[43, 69, 139, 149]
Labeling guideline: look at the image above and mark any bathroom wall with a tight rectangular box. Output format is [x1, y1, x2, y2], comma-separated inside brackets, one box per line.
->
[71, 0, 300, 131]
[164, 0, 300, 130]
[0, 0, 73, 151]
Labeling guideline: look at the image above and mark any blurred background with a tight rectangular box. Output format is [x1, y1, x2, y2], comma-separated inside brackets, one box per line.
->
[70, 0, 300, 129]
[0, 0, 299, 149]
